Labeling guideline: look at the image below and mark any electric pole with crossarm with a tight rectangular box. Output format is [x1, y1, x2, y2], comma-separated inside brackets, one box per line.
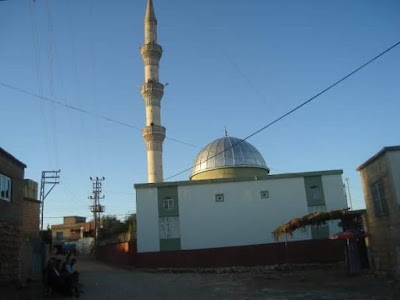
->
[39, 170, 60, 234]
[89, 177, 105, 241]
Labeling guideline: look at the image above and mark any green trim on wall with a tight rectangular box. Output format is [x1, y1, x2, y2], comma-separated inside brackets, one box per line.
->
[157, 185, 181, 251]
[160, 238, 181, 251]
[311, 225, 330, 239]
[304, 176, 330, 239]
[304, 176, 326, 206]
[158, 185, 179, 217]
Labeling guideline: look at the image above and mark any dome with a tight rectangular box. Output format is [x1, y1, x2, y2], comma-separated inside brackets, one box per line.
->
[190, 136, 270, 180]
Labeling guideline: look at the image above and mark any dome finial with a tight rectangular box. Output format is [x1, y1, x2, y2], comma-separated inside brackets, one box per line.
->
[224, 126, 228, 137]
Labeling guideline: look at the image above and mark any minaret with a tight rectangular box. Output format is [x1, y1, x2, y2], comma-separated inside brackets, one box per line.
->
[140, 0, 165, 183]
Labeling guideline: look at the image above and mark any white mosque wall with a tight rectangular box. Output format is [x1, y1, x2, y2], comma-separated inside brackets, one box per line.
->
[178, 177, 311, 250]
[135, 172, 348, 253]
[322, 174, 348, 235]
[136, 187, 160, 252]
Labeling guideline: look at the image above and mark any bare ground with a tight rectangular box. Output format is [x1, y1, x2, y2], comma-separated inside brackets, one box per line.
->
[1, 256, 398, 299]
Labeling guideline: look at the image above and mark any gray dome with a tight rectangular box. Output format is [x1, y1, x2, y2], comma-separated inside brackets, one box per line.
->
[191, 136, 269, 179]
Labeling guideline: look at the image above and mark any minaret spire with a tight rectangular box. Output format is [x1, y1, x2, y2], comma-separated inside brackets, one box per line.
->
[144, 0, 157, 44]
[145, 0, 157, 22]
[140, 0, 165, 183]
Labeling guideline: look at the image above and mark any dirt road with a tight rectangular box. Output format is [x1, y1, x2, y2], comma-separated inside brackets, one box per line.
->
[76, 256, 395, 300]
[1, 256, 396, 299]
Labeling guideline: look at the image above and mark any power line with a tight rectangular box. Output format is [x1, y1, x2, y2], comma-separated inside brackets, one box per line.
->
[0, 81, 198, 148]
[103, 190, 134, 195]
[44, 212, 134, 219]
[45, 0, 60, 169]
[3, 36, 398, 182]
[165, 40, 400, 180]
[29, 0, 53, 168]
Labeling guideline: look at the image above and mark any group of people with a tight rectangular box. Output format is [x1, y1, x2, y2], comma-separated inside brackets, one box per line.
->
[44, 251, 80, 297]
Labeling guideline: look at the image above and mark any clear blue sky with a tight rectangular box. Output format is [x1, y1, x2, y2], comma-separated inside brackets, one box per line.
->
[1, 0, 399, 226]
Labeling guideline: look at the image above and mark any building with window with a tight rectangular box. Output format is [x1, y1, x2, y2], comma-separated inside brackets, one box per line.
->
[0, 147, 26, 282]
[135, 137, 349, 266]
[0, 147, 41, 282]
[357, 146, 400, 276]
[136, 168, 348, 254]
[136, 137, 348, 252]
[51, 216, 93, 246]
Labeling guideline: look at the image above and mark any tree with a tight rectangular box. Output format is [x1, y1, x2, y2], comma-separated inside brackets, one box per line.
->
[99, 215, 128, 239]
[123, 214, 137, 239]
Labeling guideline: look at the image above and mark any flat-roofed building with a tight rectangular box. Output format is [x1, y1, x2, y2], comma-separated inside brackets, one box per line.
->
[358, 146, 400, 276]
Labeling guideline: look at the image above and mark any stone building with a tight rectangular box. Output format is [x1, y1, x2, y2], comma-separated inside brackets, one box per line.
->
[20, 179, 42, 280]
[0, 147, 26, 282]
[357, 146, 400, 276]
[0, 147, 41, 282]
[21, 179, 40, 235]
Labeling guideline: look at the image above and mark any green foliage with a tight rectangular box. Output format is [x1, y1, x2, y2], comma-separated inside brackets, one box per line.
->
[98, 214, 137, 240]
[99, 214, 127, 239]
[124, 214, 137, 239]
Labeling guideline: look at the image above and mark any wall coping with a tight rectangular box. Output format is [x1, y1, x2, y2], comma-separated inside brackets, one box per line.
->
[134, 169, 343, 189]
[357, 146, 400, 171]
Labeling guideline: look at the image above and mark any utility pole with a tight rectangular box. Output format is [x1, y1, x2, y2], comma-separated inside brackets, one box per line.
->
[345, 177, 353, 210]
[39, 170, 61, 234]
[89, 177, 105, 241]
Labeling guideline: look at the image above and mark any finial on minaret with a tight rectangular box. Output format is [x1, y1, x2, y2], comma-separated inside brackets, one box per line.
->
[145, 0, 157, 22]
[144, 0, 158, 44]
[140, 0, 165, 183]
[224, 126, 228, 137]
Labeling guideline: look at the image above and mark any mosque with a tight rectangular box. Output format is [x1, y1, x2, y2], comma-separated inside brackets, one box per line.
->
[134, 0, 347, 266]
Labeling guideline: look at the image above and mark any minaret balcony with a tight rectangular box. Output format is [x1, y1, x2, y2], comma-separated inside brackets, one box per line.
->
[140, 43, 162, 60]
[142, 125, 166, 143]
[141, 82, 164, 101]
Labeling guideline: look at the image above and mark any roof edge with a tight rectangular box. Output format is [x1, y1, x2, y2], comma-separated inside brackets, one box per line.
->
[357, 146, 400, 171]
[135, 169, 343, 189]
[0, 147, 27, 168]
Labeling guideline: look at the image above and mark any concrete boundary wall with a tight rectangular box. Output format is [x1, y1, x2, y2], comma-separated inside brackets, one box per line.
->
[96, 241, 137, 266]
[96, 239, 345, 268]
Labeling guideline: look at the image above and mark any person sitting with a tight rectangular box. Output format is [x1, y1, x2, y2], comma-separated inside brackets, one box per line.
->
[44, 258, 65, 294]
[61, 257, 80, 296]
